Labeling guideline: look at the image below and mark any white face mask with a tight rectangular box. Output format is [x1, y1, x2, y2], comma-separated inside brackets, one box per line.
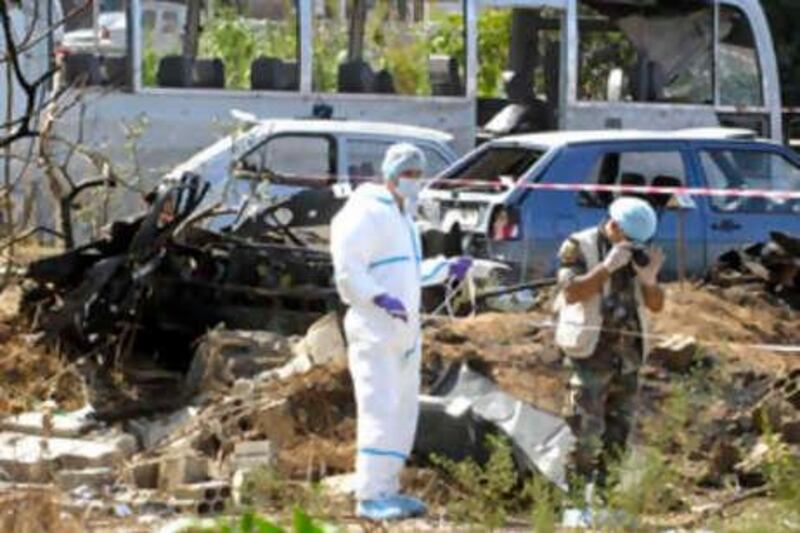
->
[397, 177, 422, 213]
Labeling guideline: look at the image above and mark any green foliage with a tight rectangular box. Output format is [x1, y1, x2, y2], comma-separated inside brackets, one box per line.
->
[188, 507, 332, 533]
[199, 8, 257, 89]
[760, 431, 800, 507]
[527, 474, 559, 533]
[432, 434, 528, 530]
[141, 31, 160, 87]
[604, 445, 683, 517]
[473, 9, 510, 98]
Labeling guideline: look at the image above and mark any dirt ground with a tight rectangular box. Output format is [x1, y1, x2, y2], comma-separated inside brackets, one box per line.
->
[0, 277, 798, 530]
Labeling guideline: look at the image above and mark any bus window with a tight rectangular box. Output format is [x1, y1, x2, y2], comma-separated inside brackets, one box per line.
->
[578, 0, 713, 105]
[61, 0, 129, 86]
[313, 0, 465, 97]
[476, 7, 562, 134]
[718, 5, 763, 107]
[144, 0, 299, 91]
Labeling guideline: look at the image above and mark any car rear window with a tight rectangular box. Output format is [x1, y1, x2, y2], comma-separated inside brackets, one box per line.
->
[431, 146, 544, 192]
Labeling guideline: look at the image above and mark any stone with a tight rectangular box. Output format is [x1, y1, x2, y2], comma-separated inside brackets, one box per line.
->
[231, 440, 275, 471]
[321, 473, 355, 496]
[1, 406, 96, 438]
[56, 467, 115, 491]
[648, 335, 697, 373]
[126, 407, 198, 450]
[252, 399, 296, 446]
[734, 441, 770, 488]
[298, 312, 347, 366]
[158, 453, 209, 491]
[0, 432, 124, 482]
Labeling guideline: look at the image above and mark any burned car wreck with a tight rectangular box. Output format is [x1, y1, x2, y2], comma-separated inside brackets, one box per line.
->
[21, 175, 342, 419]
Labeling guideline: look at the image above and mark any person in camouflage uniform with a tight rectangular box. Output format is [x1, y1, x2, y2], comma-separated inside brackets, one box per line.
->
[555, 197, 665, 488]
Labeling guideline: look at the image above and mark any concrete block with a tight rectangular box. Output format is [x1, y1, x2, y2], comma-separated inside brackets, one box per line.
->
[173, 481, 231, 501]
[0, 432, 124, 483]
[1, 407, 96, 438]
[231, 440, 275, 471]
[127, 460, 160, 489]
[252, 399, 296, 446]
[126, 407, 198, 450]
[56, 467, 115, 491]
[158, 453, 209, 491]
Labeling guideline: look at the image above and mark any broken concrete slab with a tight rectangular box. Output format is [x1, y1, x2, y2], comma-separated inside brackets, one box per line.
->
[56, 467, 116, 491]
[252, 399, 296, 446]
[259, 313, 346, 381]
[126, 407, 198, 450]
[1, 406, 97, 438]
[0, 432, 126, 483]
[158, 453, 210, 492]
[173, 480, 231, 501]
[295, 312, 346, 366]
[231, 440, 275, 472]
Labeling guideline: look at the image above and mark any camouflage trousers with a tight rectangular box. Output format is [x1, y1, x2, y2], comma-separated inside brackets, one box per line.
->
[564, 352, 640, 485]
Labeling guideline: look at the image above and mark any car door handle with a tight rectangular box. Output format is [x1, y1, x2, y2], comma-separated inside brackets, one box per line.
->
[711, 219, 742, 232]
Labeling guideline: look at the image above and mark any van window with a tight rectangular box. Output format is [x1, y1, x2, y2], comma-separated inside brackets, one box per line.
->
[239, 135, 335, 181]
[581, 150, 687, 208]
[578, 1, 713, 104]
[142, 10, 156, 31]
[346, 140, 449, 180]
[312, 0, 466, 97]
[431, 146, 544, 192]
[700, 149, 800, 213]
[162, 11, 179, 34]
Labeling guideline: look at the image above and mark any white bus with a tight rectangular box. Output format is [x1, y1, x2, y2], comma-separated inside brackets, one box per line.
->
[49, 0, 783, 184]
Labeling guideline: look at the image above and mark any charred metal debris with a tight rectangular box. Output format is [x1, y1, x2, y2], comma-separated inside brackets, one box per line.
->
[20, 175, 343, 420]
[708, 231, 800, 310]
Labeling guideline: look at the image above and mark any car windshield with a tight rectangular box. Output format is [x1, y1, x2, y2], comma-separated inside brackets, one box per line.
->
[430, 146, 544, 193]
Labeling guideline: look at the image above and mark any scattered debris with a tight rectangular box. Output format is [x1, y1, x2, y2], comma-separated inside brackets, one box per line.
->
[709, 231, 800, 309]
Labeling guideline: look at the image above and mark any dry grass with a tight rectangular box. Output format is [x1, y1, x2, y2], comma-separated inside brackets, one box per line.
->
[0, 489, 83, 533]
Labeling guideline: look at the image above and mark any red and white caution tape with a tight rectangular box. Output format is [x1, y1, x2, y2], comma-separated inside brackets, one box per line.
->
[431, 178, 800, 200]
[252, 172, 800, 200]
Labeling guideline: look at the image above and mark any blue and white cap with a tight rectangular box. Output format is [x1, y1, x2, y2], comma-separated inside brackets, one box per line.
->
[609, 197, 657, 243]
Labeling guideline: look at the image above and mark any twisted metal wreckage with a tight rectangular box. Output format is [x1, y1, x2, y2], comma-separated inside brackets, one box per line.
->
[16, 174, 800, 490]
[17, 174, 578, 488]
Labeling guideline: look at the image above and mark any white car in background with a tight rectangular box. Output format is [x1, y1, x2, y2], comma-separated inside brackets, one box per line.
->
[163, 114, 459, 215]
[62, 0, 185, 56]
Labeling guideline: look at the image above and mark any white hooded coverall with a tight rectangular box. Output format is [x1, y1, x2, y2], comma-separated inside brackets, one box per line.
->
[330, 183, 449, 501]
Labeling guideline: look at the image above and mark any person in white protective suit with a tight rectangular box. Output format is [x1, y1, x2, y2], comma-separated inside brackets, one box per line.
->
[330, 143, 472, 521]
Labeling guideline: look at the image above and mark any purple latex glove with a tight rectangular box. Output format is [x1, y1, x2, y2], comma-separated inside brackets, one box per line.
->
[448, 257, 474, 282]
[373, 294, 408, 322]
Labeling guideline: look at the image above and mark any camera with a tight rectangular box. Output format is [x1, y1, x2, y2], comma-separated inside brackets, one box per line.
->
[631, 245, 650, 268]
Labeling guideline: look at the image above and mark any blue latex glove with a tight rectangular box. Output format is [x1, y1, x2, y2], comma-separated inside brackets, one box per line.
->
[448, 256, 473, 282]
[373, 294, 408, 322]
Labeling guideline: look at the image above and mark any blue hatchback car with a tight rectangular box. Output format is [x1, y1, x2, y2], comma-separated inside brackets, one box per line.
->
[420, 129, 800, 280]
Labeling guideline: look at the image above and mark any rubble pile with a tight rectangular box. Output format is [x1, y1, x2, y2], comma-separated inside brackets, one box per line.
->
[708, 231, 800, 310]
[18, 175, 340, 420]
